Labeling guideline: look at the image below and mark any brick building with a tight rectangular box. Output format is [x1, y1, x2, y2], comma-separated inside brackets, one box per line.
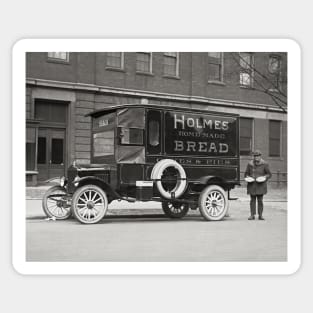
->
[26, 52, 287, 186]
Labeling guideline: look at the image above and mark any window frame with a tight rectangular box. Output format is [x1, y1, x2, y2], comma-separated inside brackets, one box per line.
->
[118, 127, 144, 146]
[26, 126, 38, 171]
[268, 54, 282, 92]
[163, 52, 179, 78]
[106, 52, 124, 70]
[147, 109, 162, 155]
[207, 52, 224, 83]
[136, 52, 153, 74]
[269, 120, 282, 157]
[47, 52, 70, 63]
[240, 117, 254, 156]
[239, 52, 254, 88]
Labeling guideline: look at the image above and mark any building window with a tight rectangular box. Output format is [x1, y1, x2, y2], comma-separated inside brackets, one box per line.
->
[106, 52, 124, 69]
[239, 52, 254, 87]
[26, 127, 37, 170]
[208, 52, 223, 82]
[136, 52, 152, 73]
[269, 120, 281, 157]
[268, 55, 282, 91]
[35, 100, 67, 123]
[240, 117, 253, 155]
[47, 52, 69, 62]
[163, 52, 179, 77]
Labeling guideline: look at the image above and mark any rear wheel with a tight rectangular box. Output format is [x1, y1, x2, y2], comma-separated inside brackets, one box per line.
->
[162, 202, 189, 218]
[198, 185, 228, 221]
[42, 186, 71, 220]
[71, 185, 108, 224]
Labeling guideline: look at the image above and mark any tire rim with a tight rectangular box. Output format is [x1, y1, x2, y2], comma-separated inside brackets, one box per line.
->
[152, 159, 187, 199]
[168, 202, 185, 214]
[47, 191, 70, 218]
[204, 190, 225, 217]
[76, 189, 106, 222]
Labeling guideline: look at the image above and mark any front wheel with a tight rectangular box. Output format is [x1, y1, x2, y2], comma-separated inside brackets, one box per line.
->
[71, 185, 108, 224]
[198, 185, 229, 221]
[162, 201, 189, 218]
[42, 186, 71, 220]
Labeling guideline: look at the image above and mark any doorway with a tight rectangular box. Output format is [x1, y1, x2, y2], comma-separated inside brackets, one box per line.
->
[37, 128, 66, 181]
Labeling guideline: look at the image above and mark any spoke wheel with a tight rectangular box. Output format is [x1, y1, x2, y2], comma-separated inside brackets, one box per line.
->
[199, 185, 228, 221]
[162, 201, 189, 218]
[42, 186, 71, 220]
[72, 185, 108, 224]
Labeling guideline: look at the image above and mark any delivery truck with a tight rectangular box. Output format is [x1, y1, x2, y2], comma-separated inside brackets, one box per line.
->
[42, 104, 240, 224]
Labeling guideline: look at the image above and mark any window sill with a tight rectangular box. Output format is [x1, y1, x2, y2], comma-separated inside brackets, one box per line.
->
[136, 71, 154, 77]
[267, 88, 282, 93]
[208, 80, 226, 86]
[267, 156, 284, 161]
[47, 58, 70, 65]
[163, 75, 180, 80]
[105, 67, 125, 73]
[26, 171, 39, 175]
[240, 85, 255, 90]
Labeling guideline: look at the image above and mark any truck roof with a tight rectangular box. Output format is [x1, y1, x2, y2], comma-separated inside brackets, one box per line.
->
[86, 104, 240, 118]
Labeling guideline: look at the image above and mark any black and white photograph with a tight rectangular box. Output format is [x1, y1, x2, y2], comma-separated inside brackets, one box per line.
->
[3, 0, 313, 311]
[12, 39, 300, 275]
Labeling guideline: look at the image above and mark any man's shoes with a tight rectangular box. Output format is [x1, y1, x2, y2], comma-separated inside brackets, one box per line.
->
[248, 215, 255, 220]
[258, 216, 265, 220]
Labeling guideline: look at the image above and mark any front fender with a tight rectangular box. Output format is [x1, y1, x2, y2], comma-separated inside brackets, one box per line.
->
[44, 176, 66, 187]
[71, 176, 117, 199]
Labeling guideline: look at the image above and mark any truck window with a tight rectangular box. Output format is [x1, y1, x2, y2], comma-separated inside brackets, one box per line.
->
[119, 127, 144, 145]
[147, 109, 162, 155]
[149, 120, 160, 146]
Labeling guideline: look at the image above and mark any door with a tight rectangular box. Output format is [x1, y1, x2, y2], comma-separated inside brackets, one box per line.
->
[37, 128, 66, 181]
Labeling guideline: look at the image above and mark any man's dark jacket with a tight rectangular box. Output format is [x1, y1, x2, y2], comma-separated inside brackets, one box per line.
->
[244, 159, 272, 195]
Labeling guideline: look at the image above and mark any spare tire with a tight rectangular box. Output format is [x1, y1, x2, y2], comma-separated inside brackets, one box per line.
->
[151, 159, 187, 199]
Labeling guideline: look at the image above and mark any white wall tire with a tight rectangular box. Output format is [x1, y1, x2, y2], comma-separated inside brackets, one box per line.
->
[198, 185, 228, 221]
[42, 186, 71, 220]
[71, 185, 108, 224]
[151, 159, 187, 199]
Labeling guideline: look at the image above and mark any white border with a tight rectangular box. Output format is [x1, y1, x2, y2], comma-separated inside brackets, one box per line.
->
[12, 39, 301, 275]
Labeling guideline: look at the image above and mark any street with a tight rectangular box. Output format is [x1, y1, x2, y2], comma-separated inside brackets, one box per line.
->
[26, 191, 287, 262]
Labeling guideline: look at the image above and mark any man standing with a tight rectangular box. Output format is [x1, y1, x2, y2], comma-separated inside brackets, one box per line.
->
[244, 150, 272, 220]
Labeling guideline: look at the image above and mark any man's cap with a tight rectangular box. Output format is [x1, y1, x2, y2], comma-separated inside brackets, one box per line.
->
[251, 150, 262, 156]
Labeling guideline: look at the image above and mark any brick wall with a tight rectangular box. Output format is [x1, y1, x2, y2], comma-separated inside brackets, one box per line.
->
[26, 52, 287, 109]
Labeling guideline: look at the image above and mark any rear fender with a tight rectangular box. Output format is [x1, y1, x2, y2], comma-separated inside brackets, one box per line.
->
[199, 176, 228, 189]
